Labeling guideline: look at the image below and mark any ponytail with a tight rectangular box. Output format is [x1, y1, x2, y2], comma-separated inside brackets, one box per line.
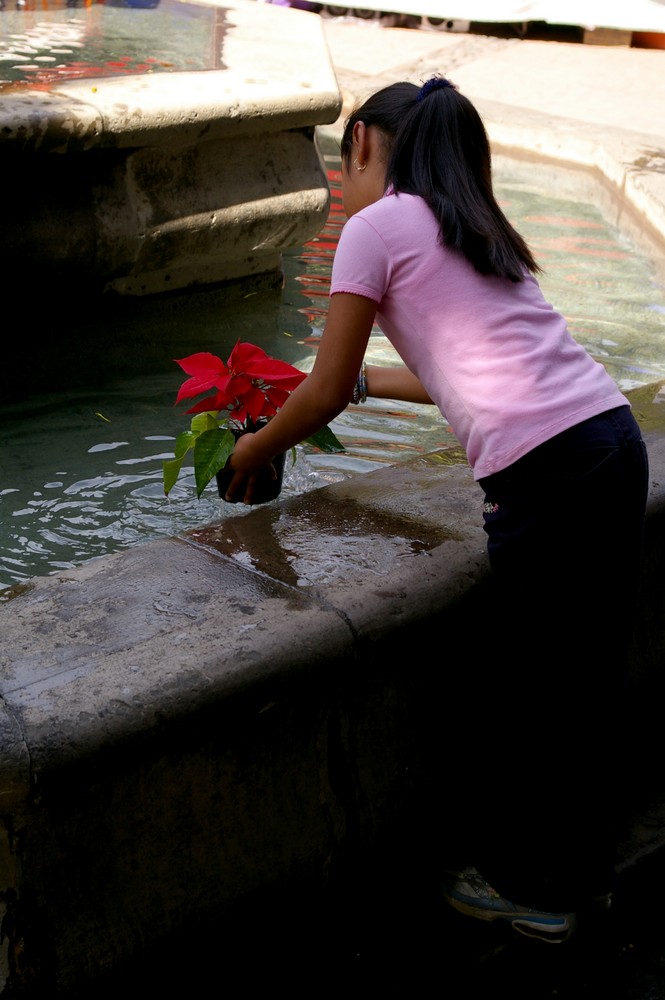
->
[341, 78, 541, 281]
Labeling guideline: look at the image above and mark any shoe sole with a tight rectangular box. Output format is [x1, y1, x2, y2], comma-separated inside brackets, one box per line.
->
[447, 895, 575, 944]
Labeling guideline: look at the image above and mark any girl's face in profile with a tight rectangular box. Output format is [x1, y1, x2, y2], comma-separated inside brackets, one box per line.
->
[340, 123, 389, 219]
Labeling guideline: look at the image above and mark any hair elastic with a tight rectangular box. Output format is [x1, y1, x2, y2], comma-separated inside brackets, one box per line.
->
[417, 76, 457, 101]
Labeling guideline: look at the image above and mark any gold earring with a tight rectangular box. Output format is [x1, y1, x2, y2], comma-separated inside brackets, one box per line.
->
[353, 158, 367, 172]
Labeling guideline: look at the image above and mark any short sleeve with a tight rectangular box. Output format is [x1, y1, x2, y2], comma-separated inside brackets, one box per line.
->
[330, 214, 391, 304]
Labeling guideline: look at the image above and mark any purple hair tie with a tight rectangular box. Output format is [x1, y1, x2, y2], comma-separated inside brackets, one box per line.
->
[417, 76, 457, 101]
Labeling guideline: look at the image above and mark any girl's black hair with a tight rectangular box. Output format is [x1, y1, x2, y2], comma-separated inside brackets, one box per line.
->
[340, 79, 541, 281]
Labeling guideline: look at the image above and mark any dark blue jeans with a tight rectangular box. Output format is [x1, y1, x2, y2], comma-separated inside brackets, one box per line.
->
[462, 406, 649, 912]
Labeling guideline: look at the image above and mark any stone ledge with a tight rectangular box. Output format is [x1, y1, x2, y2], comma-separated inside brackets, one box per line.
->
[0, 454, 487, 993]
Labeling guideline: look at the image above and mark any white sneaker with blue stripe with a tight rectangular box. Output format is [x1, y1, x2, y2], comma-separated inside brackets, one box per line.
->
[442, 867, 576, 943]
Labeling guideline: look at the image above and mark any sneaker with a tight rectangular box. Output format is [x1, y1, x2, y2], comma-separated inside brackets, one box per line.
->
[442, 867, 576, 943]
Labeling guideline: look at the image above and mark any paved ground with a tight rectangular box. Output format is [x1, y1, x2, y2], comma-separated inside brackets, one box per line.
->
[86, 810, 665, 998]
[321, 14, 665, 141]
[210, 840, 665, 998]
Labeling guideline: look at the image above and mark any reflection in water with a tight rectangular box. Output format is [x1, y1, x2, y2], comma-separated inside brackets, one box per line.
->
[0, 0, 222, 90]
[0, 140, 664, 590]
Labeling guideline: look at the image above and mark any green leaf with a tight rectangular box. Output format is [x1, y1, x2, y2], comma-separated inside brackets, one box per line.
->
[304, 425, 345, 454]
[163, 456, 185, 496]
[163, 430, 198, 495]
[173, 430, 197, 460]
[193, 427, 236, 498]
[191, 411, 220, 435]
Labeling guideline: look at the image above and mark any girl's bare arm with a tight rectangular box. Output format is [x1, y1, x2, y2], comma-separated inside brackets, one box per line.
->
[365, 364, 434, 404]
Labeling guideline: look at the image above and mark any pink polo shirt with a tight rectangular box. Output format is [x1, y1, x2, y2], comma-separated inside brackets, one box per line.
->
[330, 190, 628, 479]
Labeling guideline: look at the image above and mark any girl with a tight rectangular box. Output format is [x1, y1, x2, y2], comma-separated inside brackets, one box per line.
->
[228, 77, 649, 942]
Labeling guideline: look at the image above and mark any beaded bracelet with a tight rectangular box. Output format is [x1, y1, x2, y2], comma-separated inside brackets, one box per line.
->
[351, 362, 367, 405]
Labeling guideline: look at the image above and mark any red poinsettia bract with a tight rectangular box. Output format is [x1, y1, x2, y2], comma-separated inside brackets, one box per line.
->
[174, 341, 306, 426]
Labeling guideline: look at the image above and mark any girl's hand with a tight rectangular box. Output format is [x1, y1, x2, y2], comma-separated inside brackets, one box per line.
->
[225, 433, 277, 505]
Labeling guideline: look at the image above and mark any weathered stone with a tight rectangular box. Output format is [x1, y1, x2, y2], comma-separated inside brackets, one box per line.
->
[0, 0, 342, 300]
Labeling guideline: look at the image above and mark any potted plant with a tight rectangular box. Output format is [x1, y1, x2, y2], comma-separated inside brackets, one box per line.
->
[163, 340, 344, 504]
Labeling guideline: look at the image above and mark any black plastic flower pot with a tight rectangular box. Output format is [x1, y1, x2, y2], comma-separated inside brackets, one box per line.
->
[215, 424, 286, 505]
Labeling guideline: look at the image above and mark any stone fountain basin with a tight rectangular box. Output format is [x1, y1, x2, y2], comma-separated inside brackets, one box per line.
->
[0, 0, 342, 298]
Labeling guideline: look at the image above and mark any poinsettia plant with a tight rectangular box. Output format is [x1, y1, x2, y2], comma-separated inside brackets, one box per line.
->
[163, 340, 344, 498]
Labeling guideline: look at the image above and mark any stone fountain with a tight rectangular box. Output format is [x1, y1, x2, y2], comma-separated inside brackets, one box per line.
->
[0, 0, 341, 303]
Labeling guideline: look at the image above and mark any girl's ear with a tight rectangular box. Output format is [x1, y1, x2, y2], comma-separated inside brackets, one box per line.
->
[352, 120, 368, 157]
